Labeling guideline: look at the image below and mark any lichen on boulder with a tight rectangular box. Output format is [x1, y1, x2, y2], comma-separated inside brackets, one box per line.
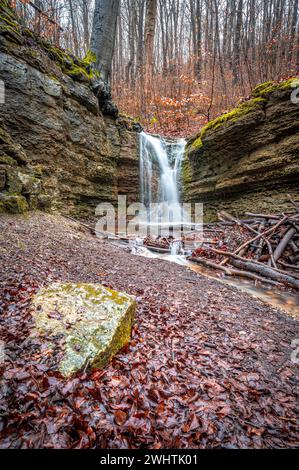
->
[32, 283, 136, 377]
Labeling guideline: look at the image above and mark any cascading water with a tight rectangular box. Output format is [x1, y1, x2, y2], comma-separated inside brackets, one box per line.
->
[139, 132, 186, 223]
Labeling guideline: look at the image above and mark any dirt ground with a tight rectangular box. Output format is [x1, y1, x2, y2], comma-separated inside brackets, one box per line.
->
[0, 212, 298, 449]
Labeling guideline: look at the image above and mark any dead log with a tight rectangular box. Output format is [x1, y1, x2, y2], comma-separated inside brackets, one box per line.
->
[235, 216, 289, 255]
[208, 249, 299, 281]
[255, 222, 265, 259]
[230, 259, 299, 290]
[273, 228, 296, 261]
[188, 257, 280, 286]
[289, 241, 299, 254]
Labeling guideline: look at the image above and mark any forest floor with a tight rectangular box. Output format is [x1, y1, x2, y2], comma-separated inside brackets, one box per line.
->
[0, 212, 298, 449]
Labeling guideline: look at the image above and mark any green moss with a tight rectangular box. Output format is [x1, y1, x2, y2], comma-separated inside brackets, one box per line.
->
[182, 154, 192, 190]
[0, 194, 28, 214]
[189, 135, 203, 152]
[82, 50, 97, 67]
[0, 155, 17, 166]
[0, 0, 22, 38]
[1, 15, 19, 30]
[252, 81, 274, 96]
[252, 77, 299, 97]
[0, 23, 22, 40]
[44, 46, 99, 82]
[201, 98, 266, 138]
[23, 28, 34, 38]
[1, 4, 99, 84]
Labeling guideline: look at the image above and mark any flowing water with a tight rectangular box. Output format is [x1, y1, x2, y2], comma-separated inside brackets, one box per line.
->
[133, 132, 299, 318]
[139, 132, 186, 223]
[136, 248, 299, 319]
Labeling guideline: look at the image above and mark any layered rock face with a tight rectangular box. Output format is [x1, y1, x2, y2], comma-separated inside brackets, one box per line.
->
[0, 3, 140, 216]
[183, 80, 299, 221]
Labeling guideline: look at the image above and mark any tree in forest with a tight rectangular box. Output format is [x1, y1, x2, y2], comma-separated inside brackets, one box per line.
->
[90, 0, 120, 82]
[11, 0, 299, 136]
[142, 0, 158, 115]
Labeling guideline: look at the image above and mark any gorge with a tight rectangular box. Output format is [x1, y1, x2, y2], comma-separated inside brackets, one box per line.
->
[0, 1, 299, 452]
[0, 3, 298, 222]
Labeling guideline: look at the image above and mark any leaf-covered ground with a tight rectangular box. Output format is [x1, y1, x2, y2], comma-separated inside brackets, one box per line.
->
[0, 212, 298, 449]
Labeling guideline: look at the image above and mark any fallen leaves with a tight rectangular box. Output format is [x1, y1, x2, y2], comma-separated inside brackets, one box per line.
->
[0, 212, 298, 449]
[114, 410, 128, 426]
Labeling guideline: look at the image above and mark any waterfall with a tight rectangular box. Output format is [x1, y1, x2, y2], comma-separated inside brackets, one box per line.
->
[139, 132, 186, 222]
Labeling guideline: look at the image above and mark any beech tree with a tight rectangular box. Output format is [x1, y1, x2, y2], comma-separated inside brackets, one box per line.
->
[90, 0, 120, 82]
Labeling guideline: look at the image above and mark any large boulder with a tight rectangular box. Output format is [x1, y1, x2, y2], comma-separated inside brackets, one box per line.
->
[183, 78, 299, 221]
[32, 283, 136, 377]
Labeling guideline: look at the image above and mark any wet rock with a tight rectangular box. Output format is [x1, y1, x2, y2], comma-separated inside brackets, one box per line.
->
[184, 79, 299, 221]
[32, 283, 136, 377]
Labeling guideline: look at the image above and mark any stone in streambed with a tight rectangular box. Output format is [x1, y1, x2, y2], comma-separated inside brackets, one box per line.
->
[32, 283, 136, 377]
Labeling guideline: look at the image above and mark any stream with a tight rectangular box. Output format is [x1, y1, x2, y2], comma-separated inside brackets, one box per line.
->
[120, 132, 299, 319]
[134, 246, 299, 319]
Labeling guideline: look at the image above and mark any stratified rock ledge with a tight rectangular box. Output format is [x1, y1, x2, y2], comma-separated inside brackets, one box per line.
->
[32, 283, 136, 377]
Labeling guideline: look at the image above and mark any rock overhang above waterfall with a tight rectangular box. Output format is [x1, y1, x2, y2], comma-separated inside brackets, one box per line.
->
[31, 283, 136, 377]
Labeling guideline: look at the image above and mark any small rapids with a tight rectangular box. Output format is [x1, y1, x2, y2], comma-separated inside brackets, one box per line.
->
[171, 240, 184, 255]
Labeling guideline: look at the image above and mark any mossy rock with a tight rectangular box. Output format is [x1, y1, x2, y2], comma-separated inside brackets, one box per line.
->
[0, 194, 28, 213]
[45, 46, 99, 83]
[0, 154, 17, 166]
[201, 98, 266, 138]
[32, 283, 136, 377]
[0, 3, 99, 84]
[186, 77, 299, 158]
[0, 0, 23, 43]
[252, 77, 299, 98]
[181, 154, 192, 196]
[185, 98, 266, 159]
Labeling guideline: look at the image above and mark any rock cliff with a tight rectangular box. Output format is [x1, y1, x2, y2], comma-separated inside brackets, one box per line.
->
[0, 1, 140, 216]
[183, 79, 299, 221]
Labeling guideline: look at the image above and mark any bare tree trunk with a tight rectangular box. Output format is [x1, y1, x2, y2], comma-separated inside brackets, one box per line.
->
[232, 0, 243, 86]
[68, 0, 79, 56]
[90, 0, 120, 82]
[143, 0, 157, 114]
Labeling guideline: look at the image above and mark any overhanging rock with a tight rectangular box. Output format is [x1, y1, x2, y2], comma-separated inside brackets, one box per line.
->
[32, 283, 136, 377]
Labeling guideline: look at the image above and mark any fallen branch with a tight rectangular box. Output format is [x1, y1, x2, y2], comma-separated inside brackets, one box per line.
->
[208, 248, 299, 281]
[273, 228, 297, 261]
[245, 212, 280, 220]
[235, 216, 289, 255]
[230, 259, 299, 290]
[278, 261, 299, 272]
[188, 257, 280, 286]
[287, 194, 299, 210]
